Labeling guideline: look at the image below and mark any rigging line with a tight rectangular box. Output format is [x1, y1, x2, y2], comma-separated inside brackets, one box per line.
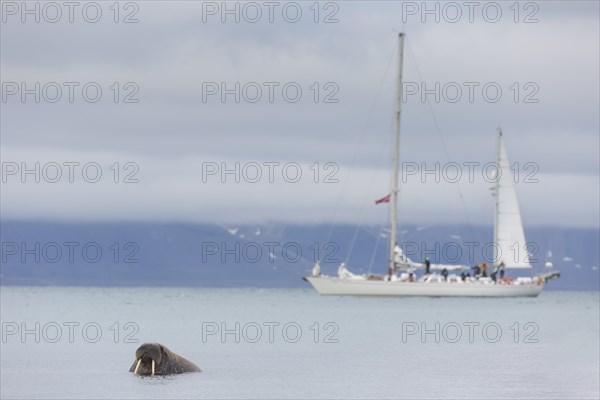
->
[367, 218, 389, 274]
[345, 80, 394, 264]
[367, 228, 382, 274]
[345, 91, 397, 267]
[352, 95, 397, 271]
[372, 107, 397, 270]
[343, 209, 367, 265]
[325, 37, 398, 247]
[406, 42, 478, 242]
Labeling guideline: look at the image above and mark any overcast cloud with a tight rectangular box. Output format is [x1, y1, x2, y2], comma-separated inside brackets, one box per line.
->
[1, 1, 598, 227]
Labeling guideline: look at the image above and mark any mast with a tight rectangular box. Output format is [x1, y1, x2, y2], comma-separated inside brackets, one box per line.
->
[388, 33, 405, 278]
[493, 127, 502, 265]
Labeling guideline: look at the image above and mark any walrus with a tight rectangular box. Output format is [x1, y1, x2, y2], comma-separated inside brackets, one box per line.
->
[129, 343, 201, 376]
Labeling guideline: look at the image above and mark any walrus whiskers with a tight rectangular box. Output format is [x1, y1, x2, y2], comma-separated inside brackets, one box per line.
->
[133, 359, 142, 375]
[151, 360, 155, 376]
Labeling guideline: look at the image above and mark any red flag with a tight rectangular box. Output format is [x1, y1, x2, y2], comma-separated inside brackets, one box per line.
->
[375, 194, 391, 205]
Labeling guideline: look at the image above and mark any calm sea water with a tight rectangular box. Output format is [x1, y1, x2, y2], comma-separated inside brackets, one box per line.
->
[1, 287, 598, 399]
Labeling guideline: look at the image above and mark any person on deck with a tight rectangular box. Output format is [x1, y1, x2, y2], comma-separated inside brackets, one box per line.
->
[441, 268, 448, 281]
[481, 263, 489, 278]
[499, 261, 506, 279]
[425, 257, 431, 274]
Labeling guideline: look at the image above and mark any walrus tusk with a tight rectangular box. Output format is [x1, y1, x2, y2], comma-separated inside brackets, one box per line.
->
[152, 360, 155, 376]
[133, 359, 142, 375]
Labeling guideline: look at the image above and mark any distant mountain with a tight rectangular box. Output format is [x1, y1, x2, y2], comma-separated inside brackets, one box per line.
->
[1, 220, 598, 290]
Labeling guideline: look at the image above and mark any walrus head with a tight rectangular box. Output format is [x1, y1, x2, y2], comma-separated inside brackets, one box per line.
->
[130, 342, 201, 376]
[132, 343, 163, 376]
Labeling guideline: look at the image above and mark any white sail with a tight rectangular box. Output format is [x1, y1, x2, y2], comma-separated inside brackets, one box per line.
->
[494, 130, 531, 268]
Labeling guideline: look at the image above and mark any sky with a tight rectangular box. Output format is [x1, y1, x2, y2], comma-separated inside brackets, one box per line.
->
[1, 1, 599, 228]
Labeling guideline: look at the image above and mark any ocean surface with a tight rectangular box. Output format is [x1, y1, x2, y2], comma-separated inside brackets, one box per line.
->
[1, 287, 598, 399]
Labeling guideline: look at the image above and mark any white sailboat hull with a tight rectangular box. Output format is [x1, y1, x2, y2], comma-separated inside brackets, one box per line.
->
[305, 276, 543, 297]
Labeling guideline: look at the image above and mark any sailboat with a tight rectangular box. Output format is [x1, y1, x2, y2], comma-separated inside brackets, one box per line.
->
[304, 33, 559, 297]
